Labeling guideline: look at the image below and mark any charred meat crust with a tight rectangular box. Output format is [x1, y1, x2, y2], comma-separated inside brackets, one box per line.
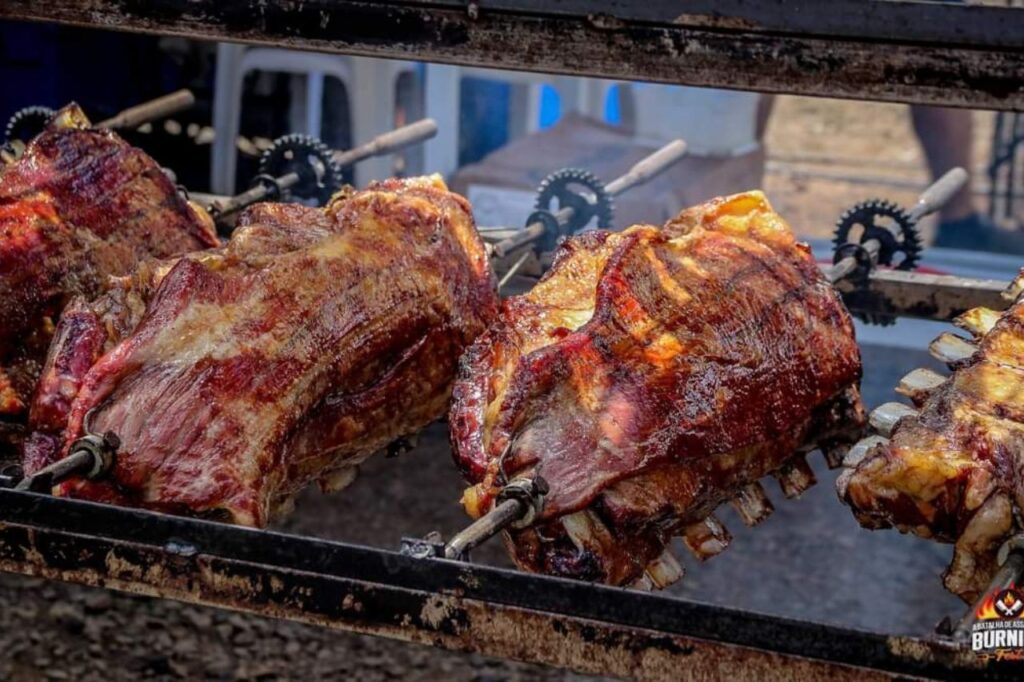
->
[24, 176, 497, 527]
[0, 104, 218, 424]
[451, 191, 864, 586]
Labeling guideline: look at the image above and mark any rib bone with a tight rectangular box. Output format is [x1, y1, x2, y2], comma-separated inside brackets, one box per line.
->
[318, 466, 359, 494]
[629, 573, 655, 592]
[774, 456, 816, 499]
[1003, 272, 1024, 302]
[729, 482, 774, 526]
[955, 307, 1001, 338]
[843, 435, 890, 469]
[896, 368, 946, 406]
[681, 515, 732, 560]
[835, 435, 890, 499]
[821, 442, 850, 469]
[929, 332, 978, 366]
[869, 402, 918, 437]
[645, 549, 685, 588]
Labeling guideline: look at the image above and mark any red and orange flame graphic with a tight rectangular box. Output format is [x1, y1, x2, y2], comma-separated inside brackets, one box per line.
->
[976, 584, 1022, 620]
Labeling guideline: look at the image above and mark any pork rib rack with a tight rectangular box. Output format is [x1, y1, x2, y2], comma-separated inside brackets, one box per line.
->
[450, 191, 864, 588]
[23, 176, 497, 526]
[0, 104, 218, 435]
[838, 275, 1024, 602]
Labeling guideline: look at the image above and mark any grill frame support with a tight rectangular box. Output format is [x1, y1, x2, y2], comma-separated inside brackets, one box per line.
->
[0, 488, 1016, 680]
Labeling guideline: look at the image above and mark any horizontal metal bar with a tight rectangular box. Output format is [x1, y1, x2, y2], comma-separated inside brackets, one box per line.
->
[0, 489, 1013, 679]
[1, 1, 1022, 110]
[394, 0, 1024, 49]
[837, 270, 1010, 322]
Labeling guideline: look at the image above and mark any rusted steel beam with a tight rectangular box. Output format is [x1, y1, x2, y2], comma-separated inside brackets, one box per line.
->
[837, 270, 1010, 323]
[0, 1, 1022, 111]
[0, 489, 1013, 680]
[400, 0, 1024, 49]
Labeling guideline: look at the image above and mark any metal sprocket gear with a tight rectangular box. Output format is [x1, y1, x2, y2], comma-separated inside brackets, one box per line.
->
[833, 199, 922, 271]
[533, 168, 614, 251]
[258, 134, 343, 205]
[4, 105, 56, 145]
[833, 198, 923, 327]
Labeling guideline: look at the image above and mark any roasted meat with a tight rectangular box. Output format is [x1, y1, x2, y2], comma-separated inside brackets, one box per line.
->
[450, 191, 864, 587]
[838, 277, 1024, 602]
[23, 176, 497, 526]
[0, 104, 218, 434]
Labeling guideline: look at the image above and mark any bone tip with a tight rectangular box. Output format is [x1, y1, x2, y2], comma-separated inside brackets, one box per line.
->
[645, 549, 685, 589]
[730, 482, 774, 527]
[775, 457, 816, 499]
[681, 516, 732, 560]
[928, 332, 977, 366]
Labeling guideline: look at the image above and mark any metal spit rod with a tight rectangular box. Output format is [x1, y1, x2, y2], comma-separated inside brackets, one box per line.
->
[208, 118, 439, 219]
[825, 167, 969, 284]
[95, 89, 196, 130]
[444, 497, 526, 559]
[443, 476, 548, 560]
[491, 139, 689, 258]
[332, 118, 438, 168]
[14, 430, 118, 492]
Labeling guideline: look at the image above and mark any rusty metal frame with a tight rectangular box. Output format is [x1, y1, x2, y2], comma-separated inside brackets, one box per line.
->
[0, 1, 1023, 111]
[838, 270, 1013, 323]
[0, 488, 1018, 680]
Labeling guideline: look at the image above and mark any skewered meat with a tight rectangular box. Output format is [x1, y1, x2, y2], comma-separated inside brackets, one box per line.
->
[23, 176, 497, 526]
[838, 276, 1024, 602]
[450, 191, 864, 587]
[0, 103, 218, 435]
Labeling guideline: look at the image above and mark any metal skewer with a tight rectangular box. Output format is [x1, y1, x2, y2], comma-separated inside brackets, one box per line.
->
[491, 139, 688, 259]
[205, 118, 439, 221]
[826, 167, 969, 284]
[402, 476, 548, 561]
[442, 477, 547, 560]
[13, 428, 119, 493]
[332, 118, 438, 168]
[3, 90, 199, 163]
[95, 89, 196, 130]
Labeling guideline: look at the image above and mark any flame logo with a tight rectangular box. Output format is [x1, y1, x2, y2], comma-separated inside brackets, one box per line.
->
[976, 586, 1024, 620]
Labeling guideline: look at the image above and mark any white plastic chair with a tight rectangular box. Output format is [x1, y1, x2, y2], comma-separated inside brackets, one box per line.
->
[211, 44, 416, 193]
[422, 64, 614, 179]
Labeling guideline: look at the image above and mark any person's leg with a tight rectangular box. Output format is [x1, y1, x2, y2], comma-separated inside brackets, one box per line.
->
[910, 105, 1024, 251]
[909, 105, 975, 223]
[756, 94, 776, 142]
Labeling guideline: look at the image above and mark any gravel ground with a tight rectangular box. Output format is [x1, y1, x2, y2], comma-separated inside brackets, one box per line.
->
[0, 95, 998, 680]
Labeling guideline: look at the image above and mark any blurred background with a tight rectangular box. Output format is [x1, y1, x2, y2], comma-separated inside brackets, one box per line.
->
[2, 21, 1020, 246]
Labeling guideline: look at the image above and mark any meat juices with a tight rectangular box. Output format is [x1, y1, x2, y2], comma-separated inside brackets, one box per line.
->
[450, 191, 864, 588]
[24, 176, 497, 526]
[0, 103, 218, 438]
[839, 277, 1024, 603]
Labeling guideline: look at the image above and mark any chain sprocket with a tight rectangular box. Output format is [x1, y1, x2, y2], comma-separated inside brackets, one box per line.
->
[5, 105, 56, 145]
[833, 199, 923, 326]
[533, 168, 614, 251]
[258, 134, 343, 205]
[833, 199, 922, 271]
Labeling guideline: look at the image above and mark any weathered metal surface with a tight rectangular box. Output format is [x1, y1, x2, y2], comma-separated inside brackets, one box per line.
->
[837, 270, 1011, 323]
[1, 1, 1023, 110]
[0, 489, 1017, 680]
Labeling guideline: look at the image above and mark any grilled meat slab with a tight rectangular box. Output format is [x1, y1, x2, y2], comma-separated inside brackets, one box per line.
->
[839, 280, 1024, 602]
[450, 191, 864, 587]
[0, 104, 218, 429]
[23, 176, 497, 526]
